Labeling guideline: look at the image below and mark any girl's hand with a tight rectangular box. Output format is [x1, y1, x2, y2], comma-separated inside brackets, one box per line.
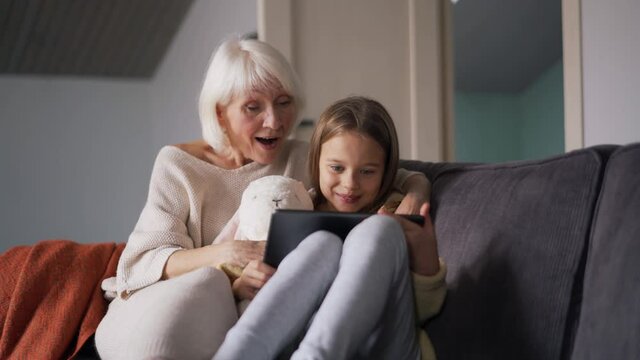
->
[381, 203, 440, 276]
[232, 260, 276, 300]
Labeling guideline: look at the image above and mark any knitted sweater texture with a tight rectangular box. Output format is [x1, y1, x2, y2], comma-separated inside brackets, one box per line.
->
[102, 140, 309, 298]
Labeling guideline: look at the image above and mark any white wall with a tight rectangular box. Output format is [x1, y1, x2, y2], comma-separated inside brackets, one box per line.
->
[0, 77, 152, 251]
[582, 0, 640, 146]
[0, 0, 256, 253]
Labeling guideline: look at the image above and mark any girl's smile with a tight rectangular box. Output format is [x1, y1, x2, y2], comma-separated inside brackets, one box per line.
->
[318, 131, 385, 212]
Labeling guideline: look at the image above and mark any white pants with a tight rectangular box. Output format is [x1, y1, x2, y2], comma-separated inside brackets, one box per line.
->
[95, 266, 237, 360]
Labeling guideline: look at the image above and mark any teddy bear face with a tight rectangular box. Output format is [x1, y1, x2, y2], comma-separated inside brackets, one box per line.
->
[236, 175, 314, 240]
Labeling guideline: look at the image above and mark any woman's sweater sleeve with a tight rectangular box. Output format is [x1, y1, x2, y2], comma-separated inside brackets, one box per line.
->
[394, 168, 428, 192]
[115, 148, 197, 297]
[413, 259, 447, 325]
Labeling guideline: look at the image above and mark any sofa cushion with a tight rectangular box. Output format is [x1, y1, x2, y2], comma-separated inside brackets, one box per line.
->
[416, 149, 606, 360]
[571, 143, 640, 360]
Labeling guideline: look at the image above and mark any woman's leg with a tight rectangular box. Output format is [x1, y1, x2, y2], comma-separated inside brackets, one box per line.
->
[95, 267, 237, 359]
[292, 215, 421, 360]
[214, 231, 342, 360]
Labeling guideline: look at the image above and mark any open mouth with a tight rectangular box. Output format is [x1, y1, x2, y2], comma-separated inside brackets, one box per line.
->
[256, 136, 279, 146]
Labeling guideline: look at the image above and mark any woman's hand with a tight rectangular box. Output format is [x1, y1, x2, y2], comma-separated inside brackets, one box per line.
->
[162, 240, 266, 280]
[209, 240, 266, 270]
[232, 260, 276, 300]
[381, 203, 440, 276]
[395, 173, 430, 215]
[394, 191, 427, 215]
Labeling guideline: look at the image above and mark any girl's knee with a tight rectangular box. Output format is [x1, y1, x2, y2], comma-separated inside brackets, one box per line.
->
[279, 231, 342, 279]
[363, 214, 404, 233]
[346, 215, 408, 260]
[299, 230, 343, 260]
[352, 215, 404, 243]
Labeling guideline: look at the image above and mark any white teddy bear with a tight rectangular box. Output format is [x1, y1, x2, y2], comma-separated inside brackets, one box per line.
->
[235, 175, 314, 241]
[214, 175, 313, 314]
[214, 175, 314, 246]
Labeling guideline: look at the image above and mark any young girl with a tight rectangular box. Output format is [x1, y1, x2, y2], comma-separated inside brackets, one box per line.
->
[215, 96, 446, 360]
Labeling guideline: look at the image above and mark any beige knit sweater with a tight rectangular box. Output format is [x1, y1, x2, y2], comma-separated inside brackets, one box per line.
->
[102, 140, 310, 298]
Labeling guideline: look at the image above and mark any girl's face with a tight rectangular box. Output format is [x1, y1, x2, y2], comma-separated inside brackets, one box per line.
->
[318, 131, 386, 212]
[217, 88, 296, 165]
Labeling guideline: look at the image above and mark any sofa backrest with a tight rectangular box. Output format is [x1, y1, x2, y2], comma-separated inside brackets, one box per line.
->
[403, 147, 609, 359]
[570, 143, 640, 360]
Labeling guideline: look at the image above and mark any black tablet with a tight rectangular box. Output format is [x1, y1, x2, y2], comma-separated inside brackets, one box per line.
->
[263, 209, 425, 267]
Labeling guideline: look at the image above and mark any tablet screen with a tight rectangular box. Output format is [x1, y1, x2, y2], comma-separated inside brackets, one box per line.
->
[264, 209, 424, 267]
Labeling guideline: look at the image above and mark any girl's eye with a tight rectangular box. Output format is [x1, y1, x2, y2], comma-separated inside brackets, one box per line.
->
[360, 168, 377, 175]
[329, 165, 343, 173]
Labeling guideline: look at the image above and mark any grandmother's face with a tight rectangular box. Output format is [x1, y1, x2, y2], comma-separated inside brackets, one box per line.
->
[217, 88, 296, 165]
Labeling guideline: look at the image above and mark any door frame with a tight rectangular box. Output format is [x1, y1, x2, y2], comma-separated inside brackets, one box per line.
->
[562, 0, 585, 151]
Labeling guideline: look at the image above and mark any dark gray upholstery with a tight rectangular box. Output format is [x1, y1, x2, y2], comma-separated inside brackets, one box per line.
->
[571, 144, 640, 360]
[412, 150, 606, 360]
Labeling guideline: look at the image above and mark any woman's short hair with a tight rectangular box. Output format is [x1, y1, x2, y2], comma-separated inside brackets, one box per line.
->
[199, 37, 304, 152]
[308, 96, 400, 212]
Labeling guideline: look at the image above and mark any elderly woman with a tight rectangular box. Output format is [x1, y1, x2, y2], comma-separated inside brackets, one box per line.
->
[95, 37, 430, 359]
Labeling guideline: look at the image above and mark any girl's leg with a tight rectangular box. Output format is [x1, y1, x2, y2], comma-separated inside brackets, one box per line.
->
[214, 231, 343, 360]
[292, 215, 421, 360]
[95, 267, 237, 359]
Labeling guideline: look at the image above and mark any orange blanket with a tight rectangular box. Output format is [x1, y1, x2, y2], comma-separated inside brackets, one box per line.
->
[0, 240, 124, 359]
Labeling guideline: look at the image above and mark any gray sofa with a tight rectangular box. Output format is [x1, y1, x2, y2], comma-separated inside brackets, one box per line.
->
[75, 143, 638, 359]
[401, 142, 640, 360]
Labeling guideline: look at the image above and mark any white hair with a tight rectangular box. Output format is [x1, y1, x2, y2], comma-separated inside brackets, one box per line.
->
[198, 37, 304, 152]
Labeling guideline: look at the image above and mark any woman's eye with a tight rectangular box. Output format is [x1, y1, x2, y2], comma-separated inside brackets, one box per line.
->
[329, 165, 343, 172]
[360, 168, 376, 175]
[277, 97, 292, 107]
[245, 103, 260, 112]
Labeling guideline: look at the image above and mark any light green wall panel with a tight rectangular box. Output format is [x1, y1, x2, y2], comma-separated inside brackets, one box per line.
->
[519, 61, 565, 160]
[454, 60, 564, 163]
[454, 92, 522, 162]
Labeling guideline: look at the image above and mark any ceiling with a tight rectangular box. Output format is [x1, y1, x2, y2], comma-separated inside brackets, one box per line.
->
[0, 0, 193, 78]
[0, 0, 562, 91]
[453, 0, 563, 92]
